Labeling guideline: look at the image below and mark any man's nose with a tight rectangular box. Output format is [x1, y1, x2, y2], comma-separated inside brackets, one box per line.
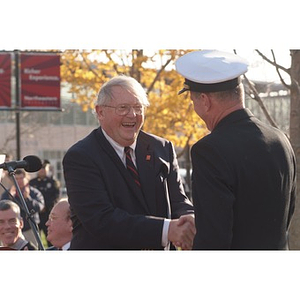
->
[127, 106, 137, 116]
[3, 221, 11, 228]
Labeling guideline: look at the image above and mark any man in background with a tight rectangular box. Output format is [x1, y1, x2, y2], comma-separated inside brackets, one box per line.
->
[0, 153, 13, 196]
[0, 199, 37, 250]
[1, 169, 45, 248]
[46, 198, 72, 250]
[30, 160, 60, 246]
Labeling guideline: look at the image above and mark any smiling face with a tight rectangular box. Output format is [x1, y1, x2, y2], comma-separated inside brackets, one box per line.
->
[95, 85, 145, 147]
[0, 208, 23, 247]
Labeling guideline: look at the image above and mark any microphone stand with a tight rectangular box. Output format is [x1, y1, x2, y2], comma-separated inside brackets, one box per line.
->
[7, 167, 45, 250]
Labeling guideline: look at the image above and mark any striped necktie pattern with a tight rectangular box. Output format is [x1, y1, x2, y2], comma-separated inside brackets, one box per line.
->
[124, 146, 141, 187]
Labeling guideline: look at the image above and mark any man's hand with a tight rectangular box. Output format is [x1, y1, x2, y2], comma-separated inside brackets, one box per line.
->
[168, 214, 196, 250]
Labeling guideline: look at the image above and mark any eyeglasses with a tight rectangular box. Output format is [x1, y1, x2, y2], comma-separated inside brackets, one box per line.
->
[103, 104, 145, 116]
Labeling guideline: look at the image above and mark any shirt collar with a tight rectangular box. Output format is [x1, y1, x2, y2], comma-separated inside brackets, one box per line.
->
[101, 128, 137, 165]
[62, 242, 70, 250]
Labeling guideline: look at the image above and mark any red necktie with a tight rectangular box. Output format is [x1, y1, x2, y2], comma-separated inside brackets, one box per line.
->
[124, 147, 141, 187]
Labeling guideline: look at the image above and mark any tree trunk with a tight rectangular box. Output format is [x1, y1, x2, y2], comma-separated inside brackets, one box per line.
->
[288, 50, 300, 249]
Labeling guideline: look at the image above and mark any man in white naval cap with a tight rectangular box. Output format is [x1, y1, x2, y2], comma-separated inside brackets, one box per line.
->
[175, 50, 296, 250]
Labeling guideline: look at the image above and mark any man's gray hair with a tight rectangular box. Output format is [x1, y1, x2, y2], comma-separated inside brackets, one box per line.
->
[95, 75, 150, 107]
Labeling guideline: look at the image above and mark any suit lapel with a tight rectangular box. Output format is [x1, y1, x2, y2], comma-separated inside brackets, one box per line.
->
[136, 134, 157, 215]
[95, 128, 150, 213]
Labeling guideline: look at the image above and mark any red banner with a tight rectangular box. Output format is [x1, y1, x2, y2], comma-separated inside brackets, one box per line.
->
[0, 52, 12, 107]
[20, 53, 61, 108]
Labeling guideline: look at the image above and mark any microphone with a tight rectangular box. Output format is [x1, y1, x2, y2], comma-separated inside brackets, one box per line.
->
[0, 155, 42, 172]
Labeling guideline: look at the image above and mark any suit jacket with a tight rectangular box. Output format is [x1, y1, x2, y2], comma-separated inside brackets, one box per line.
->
[63, 128, 194, 250]
[192, 109, 296, 250]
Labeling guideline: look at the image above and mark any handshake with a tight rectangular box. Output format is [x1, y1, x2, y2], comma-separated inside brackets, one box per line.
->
[168, 214, 196, 250]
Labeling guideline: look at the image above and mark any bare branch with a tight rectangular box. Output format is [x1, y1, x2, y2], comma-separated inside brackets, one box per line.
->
[270, 50, 291, 89]
[255, 50, 291, 75]
[256, 50, 300, 97]
[243, 74, 279, 128]
[147, 56, 173, 94]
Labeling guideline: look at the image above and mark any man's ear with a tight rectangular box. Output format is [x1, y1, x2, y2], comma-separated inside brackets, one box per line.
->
[201, 93, 212, 112]
[20, 217, 24, 229]
[95, 105, 104, 120]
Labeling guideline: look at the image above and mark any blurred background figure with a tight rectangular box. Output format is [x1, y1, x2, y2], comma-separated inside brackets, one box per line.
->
[46, 198, 72, 250]
[0, 199, 37, 250]
[30, 160, 60, 246]
[0, 153, 14, 196]
[1, 169, 45, 248]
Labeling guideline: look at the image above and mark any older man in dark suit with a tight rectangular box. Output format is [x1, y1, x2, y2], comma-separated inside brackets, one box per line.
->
[176, 50, 296, 250]
[63, 75, 195, 250]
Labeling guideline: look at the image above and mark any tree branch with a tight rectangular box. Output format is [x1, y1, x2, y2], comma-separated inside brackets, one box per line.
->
[243, 74, 279, 128]
[270, 50, 291, 90]
[255, 50, 291, 75]
[256, 50, 300, 97]
[103, 50, 122, 75]
[147, 56, 173, 94]
[80, 51, 101, 78]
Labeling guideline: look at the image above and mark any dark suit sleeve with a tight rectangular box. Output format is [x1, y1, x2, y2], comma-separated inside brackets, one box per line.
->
[191, 141, 235, 249]
[63, 148, 164, 249]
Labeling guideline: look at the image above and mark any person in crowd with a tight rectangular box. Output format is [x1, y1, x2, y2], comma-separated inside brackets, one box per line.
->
[0, 153, 14, 196]
[30, 160, 60, 246]
[175, 50, 296, 250]
[46, 198, 72, 250]
[0, 153, 13, 247]
[0, 199, 37, 250]
[1, 169, 45, 248]
[63, 75, 195, 250]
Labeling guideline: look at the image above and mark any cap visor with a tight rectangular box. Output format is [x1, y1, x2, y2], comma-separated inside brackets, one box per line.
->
[178, 87, 189, 95]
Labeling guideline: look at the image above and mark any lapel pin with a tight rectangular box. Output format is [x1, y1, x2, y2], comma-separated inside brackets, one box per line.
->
[146, 155, 151, 161]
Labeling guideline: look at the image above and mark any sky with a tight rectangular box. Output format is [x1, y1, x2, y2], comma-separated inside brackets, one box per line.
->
[235, 49, 292, 82]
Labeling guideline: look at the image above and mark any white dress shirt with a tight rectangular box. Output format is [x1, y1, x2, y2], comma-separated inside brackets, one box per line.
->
[62, 241, 70, 250]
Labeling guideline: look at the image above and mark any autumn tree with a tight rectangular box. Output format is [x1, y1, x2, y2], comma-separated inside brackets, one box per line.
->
[60, 49, 208, 154]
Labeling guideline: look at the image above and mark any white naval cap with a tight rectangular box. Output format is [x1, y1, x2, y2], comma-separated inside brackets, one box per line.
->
[175, 50, 249, 94]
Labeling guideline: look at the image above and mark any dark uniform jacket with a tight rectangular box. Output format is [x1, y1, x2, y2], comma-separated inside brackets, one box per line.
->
[63, 128, 194, 250]
[30, 176, 60, 214]
[192, 109, 296, 250]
